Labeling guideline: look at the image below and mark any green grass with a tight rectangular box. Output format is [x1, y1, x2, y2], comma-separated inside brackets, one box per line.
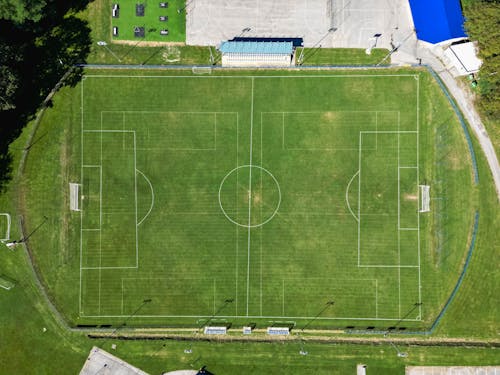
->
[0, 67, 497, 373]
[111, 0, 185, 42]
[17, 68, 479, 332]
[300, 48, 389, 66]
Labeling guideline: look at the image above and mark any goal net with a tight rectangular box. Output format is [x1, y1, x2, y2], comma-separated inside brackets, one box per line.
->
[69, 183, 81, 211]
[192, 66, 212, 75]
[419, 185, 430, 212]
[0, 213, 11, 242]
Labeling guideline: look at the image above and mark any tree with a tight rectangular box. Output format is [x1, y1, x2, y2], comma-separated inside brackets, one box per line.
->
[463, 1, 500, 118]
[0, 0, 47, 23]
[0, 66, 18, 110]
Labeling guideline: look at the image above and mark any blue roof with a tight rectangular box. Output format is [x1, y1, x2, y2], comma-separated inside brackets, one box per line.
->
[219, 41, 293, 55]
[409, 0, 466, 44]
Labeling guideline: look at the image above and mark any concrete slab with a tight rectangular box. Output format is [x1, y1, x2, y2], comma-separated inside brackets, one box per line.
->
[186, 0, 415, 50]
[80, 347, 149, 375]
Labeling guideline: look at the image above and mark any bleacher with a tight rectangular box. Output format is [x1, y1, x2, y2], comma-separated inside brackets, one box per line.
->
[203, 326, 227, 335]
[267, 327, 290, 335]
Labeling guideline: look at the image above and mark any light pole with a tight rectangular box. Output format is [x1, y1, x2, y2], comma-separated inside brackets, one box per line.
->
[297, 300, 335, 355]
[184, 298, 234, 354]
[101, 298, 152, 346]
[178, 0, 194, 13]
[384, 302, 422, 358]
[7, 216, 49, 250]
[97, 41, 122, 62]
[298, 28, 337, 65]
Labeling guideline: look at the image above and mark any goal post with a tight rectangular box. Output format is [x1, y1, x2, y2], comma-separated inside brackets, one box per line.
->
[192, 66, 213, 75]
[69, 183, 81, 211]
[419, 185, 430, 212]
[0, 213, 11, 242]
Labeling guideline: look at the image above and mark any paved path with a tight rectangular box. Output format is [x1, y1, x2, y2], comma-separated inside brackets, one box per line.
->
[394, 44, 500, 202]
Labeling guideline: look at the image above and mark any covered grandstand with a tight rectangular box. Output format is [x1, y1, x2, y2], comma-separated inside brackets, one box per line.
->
[219, 40, 295, 67]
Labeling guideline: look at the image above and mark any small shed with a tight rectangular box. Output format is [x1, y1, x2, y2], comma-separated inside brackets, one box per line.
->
[219, 41, 295, 67]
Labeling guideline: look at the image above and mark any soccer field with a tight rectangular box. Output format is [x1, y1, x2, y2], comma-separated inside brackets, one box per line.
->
[78, 72, 425, 324]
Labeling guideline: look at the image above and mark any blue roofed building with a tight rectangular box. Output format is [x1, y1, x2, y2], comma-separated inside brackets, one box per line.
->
[219, 41, 295, 67]
[408, 0, 467, 44]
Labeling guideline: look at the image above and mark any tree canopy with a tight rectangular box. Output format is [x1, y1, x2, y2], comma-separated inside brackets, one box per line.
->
[463, 0, 500, 119]
[0, 0, 47, 23]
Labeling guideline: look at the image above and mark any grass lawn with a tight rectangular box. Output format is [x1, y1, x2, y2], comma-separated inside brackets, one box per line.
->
[111, 0, 185, 42]
[15, 68, 480, 333]
[0, 66, 497, 373]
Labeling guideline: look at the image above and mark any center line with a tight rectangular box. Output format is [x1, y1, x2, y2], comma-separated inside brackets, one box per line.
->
[246, 77, 254, 316]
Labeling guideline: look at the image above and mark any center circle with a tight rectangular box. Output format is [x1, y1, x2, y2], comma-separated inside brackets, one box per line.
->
[218, 165, 281, 228]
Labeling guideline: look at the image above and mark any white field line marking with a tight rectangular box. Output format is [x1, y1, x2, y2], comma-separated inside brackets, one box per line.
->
[81, 228, 100, 231]
[99, 111, 103, 314]
[79, 78, 84, 315]
[82, 165, 101, 168]
[85, 74, 418, 79]
[357, 132, 362, 266]
[282, 279, 285, 316]
[121, 278, 124, 315]
[235, 113, 240, 314]
[346, 170, 360, 223]
[397, 119, 401, 319]
[399, 166, 418, 169]
[101, 110, 238, 113]
[80, 314, 421, 321]
[235, 113, 239, 315]
[260, 111, 264, 316]
[360, 131, 417, 134]
[136, 169, 155, 226]
[134, 131, 138, 267]
[282, 112, 285, 149]
[83, 129, 135, 133]
[358, 265, 419, 268]
[416, 74, 422, 317]
[136, 148, 217, 151]
[246, 77, 254, 316]
[82, 266, 138, 270]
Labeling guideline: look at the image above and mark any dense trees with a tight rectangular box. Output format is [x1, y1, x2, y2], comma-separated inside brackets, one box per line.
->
[0, 1, 92, 191]
[463, 0, 500, 119]
[0, 0, 47, 23]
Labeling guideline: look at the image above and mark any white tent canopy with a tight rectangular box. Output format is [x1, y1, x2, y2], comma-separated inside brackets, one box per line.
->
[443, 41, 482, 76]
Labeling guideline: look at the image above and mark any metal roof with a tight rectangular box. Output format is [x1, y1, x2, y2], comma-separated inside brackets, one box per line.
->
[219, 41, 293, 55]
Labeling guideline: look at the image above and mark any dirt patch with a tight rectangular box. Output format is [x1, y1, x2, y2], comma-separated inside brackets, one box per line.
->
[404, 193, 418, 201]
[321, 111, 338, 122]
[447, 149, 464, 170]
[252, 192, 262, 205]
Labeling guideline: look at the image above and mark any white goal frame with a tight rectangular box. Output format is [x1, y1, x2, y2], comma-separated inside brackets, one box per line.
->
[0, 213, 11, 242]
[192, 66, 213, 75]
[419, 185, 430, 212]
[70, 183, 81, 211]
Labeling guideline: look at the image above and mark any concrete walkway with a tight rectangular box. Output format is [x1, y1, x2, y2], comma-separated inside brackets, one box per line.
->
[394, 43, 500, 202]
